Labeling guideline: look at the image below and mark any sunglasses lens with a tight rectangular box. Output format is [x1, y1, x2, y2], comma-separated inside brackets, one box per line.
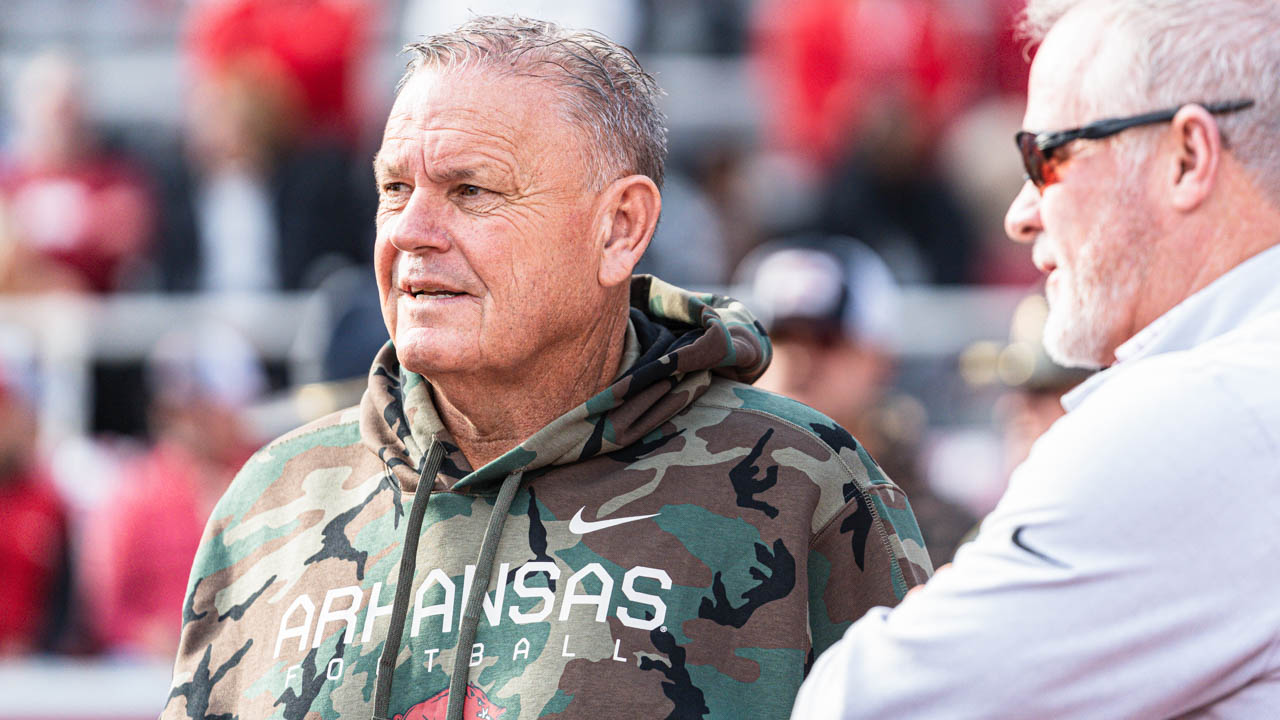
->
[1017, 132, 1045, 188]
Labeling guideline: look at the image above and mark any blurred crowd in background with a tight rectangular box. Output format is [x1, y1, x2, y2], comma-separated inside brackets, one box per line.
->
[0, 0, 1086, 667]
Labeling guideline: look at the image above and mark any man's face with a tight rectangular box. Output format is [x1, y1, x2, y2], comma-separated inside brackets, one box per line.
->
[1004, 11, 1157, 369]
[373, 67, 606, 378]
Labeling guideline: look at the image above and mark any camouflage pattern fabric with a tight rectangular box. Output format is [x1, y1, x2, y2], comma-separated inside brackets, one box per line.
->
[162, 275, 931, 719]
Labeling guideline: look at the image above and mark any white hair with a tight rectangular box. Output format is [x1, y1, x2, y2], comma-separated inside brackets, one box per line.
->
[400, 15, 667, 191]
[1021, 0, 1280, 203]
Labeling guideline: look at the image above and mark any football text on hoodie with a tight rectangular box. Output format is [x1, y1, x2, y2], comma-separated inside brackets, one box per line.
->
[163, 277, 931, 719]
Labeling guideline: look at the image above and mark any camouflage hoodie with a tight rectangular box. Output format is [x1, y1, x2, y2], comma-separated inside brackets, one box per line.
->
[162, 276, 931, 720]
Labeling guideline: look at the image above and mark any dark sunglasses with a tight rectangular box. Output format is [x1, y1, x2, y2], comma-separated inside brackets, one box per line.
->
[1015, 98, 1255, 191]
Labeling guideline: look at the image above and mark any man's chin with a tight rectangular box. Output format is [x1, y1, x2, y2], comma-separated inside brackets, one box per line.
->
[1044, 326, 1105, 366]
[1042, 311, 1109, 370]
[394, 342, 463, 378]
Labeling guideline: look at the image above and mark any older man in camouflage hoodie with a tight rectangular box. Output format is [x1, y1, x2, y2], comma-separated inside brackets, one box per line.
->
[162, 16, 930, 720]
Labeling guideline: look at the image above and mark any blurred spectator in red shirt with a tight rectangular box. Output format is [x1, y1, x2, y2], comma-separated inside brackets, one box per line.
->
[751, 0, 991, 174]
[149, 0, 376, 293]
[82, 324, 265, 658]
[0, 346, 71, 655]
[749, 0, 1031, 284]
[0, 51, 155, 294]
[186, 0, 373, 143]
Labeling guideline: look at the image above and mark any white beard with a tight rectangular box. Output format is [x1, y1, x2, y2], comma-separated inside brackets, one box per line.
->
[1041, 243, 1144, 370]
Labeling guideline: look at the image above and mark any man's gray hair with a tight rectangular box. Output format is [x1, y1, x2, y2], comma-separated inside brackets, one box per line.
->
[400, 15, 667, 190]
[1020, 0, 1280, 203]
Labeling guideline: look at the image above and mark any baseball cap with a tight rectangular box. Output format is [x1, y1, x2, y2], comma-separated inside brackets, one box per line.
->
[734, 235, 902, 350]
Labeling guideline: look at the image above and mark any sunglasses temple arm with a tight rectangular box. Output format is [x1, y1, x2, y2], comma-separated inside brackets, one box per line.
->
[1078, 109, 1179, 140]
[1079, 99, 1255, 141]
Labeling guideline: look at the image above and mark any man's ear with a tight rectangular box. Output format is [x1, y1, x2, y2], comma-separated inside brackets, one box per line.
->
[596, 174, 661, 287]
[1167, 104, 1223, 212]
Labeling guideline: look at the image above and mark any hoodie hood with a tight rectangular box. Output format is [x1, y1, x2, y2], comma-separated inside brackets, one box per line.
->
[360, 275, 772, 493]
[166, 273, 929, 720]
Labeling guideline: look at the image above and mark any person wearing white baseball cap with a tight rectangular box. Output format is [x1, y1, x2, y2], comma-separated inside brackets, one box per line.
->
[737, 235, 974, 568]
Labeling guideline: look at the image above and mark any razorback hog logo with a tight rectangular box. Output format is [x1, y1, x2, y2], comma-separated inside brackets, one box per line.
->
[394, 684, 507, 720]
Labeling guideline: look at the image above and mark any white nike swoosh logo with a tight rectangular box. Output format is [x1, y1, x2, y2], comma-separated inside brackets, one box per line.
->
[569, 506, 658, 535]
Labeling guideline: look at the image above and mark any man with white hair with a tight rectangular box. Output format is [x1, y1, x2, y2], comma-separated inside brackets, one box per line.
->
[162, 15, 928, 720]
[792, 1, 1280, 716]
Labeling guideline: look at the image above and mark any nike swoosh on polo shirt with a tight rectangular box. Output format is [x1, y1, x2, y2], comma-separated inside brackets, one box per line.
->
[1012, 525, 1070, 568]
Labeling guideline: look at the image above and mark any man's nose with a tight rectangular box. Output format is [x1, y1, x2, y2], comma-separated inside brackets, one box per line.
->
[387, 188, 452, 253]
[1004, 181, 1043, 245]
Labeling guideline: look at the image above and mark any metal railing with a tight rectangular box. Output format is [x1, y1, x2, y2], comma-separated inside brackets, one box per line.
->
[0, 284, 1027, 441]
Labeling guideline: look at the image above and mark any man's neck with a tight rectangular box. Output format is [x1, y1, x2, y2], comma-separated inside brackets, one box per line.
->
[428, 304, 631, 470]
[1135, 171, 1280, 341]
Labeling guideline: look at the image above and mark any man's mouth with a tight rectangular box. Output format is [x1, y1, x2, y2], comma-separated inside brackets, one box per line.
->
[401, 282, 465, 299]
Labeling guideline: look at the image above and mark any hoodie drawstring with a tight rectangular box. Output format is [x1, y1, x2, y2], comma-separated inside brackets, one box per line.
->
[371, 439, 444, 720]
[444, 469, 524, 720]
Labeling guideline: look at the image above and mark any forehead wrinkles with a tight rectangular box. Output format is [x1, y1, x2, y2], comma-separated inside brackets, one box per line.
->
[386, 89, 528, 141]
[379, 126, 522, 184]
[380, 71, 550, 176]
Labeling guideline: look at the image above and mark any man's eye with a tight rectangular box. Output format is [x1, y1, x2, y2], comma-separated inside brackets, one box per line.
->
[381, 181, 410, 195]
[458, 184, 484, 197]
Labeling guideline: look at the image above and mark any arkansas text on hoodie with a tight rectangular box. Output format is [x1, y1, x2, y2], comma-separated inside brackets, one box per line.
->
[162, 276, 931, 719]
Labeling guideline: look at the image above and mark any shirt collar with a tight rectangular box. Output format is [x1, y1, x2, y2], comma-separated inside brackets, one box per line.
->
[1063, 242, 1280, 410]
